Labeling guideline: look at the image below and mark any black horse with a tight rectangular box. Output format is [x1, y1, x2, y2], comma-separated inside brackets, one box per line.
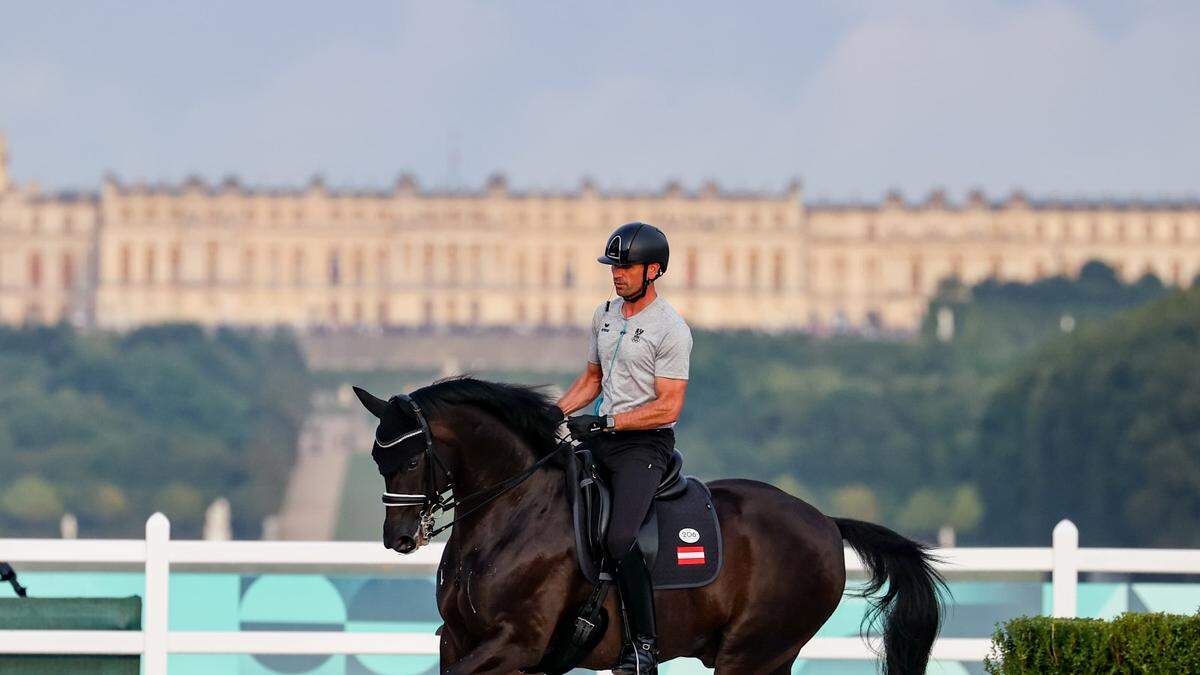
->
[354, 378, 944, 674]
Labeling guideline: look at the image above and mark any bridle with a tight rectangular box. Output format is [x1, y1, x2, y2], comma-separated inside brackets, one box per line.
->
[377, 394, 570, 545]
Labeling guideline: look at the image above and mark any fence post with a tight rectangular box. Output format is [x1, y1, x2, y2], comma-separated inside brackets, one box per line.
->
[145, 513, 170, 674]
[1052, 519, 1078, 618]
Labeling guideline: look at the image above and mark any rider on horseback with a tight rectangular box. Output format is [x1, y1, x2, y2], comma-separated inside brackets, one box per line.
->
[554, 222, 692, 675]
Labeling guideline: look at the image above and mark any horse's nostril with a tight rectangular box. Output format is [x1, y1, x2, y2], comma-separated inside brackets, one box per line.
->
[393, 536, 417, 554]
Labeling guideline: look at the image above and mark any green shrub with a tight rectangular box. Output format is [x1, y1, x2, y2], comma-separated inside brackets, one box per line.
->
[986, 612, 1200, 674]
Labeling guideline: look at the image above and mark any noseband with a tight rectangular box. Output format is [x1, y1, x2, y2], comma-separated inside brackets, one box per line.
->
[378, 394, 453, 544]
[377, 394, 571, 545]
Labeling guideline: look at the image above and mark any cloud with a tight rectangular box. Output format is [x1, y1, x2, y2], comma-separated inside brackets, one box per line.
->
[1, 1, 1197, 197]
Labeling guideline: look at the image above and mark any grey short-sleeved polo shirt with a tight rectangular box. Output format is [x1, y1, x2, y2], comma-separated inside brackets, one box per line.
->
[587, 296, 692, 427]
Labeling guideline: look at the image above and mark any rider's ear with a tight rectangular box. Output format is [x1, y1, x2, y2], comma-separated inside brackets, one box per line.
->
[353, 386, 390, 419]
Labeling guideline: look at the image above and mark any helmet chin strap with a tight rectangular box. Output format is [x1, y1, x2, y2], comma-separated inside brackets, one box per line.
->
[622, 266, 658, 304]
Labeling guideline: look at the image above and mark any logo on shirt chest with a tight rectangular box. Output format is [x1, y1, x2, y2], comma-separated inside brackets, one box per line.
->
[600, 322, 611, 333]
[632, 328, 645, 343]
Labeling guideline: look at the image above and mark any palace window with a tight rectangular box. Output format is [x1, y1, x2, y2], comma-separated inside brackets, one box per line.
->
[377, 249, 389, 285]
[145, 246, 157, 283]
[563, 258, 576, 289]
[61, 253, 74, 289]
[288, 248, 300, 285]
[447, 245, 460, 286]
[353, 248, 365, 285]
[910, 256, 923, 293]
[206, 242, 220, 284]
[724, 250, 735, 284]
[748, 250, 760, 289]
[423, 244, 435, 279]
[469, 245, 482, 284]
[120, 245, 132, 284]
[169, 246, 181, 284]
[242, 247, 255, 285]
[328, 249, 341, 286]
[29, 252, 43, 289]
[865, 257, 879, 291]
[378, 301, 390, 326]
[685, 248, 697, 290]
[990, 255, 1003, 279]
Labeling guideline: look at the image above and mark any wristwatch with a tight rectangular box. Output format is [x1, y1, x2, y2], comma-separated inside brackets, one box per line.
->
[604, 415, 616, 431]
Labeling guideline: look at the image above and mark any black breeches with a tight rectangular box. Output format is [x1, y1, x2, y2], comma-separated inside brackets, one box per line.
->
[590, 429, 674, 559]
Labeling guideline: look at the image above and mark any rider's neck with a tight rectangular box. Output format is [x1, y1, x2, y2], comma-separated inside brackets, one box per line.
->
[620, 285, 659, 318]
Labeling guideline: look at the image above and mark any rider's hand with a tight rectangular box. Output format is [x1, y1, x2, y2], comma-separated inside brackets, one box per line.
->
[566, 414, 613, 439]
[550, 404, 567, 422]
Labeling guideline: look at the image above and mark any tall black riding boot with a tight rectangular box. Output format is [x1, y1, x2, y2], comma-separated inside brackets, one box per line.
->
[612, 548, 658, 675]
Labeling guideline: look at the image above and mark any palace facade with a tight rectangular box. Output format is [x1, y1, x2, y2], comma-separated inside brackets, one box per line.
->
[1, 132, 1198, 333]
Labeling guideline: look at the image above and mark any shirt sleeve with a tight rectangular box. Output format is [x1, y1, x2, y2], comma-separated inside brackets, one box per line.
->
[654, 321, 692, 380]
[587, 305, 602, 364]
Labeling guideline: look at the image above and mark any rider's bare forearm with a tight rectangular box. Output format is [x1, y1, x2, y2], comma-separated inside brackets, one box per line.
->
[613, 396, 681, 431]
[556, 368, 602, 415]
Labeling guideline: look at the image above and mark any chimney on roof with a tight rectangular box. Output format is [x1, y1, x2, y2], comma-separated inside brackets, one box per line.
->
[663, 180, 683, 198]
[785, 177, 803, 200]
[1006, 189, 1029, 208]
[579, 177, 598, 198]
[883, 189, 905, 209]
[183, 174, 207, 194]
[925, 188, 948, 209]
[700, 180, 719, 199]
[486, 173, 508, 196]
[306, 174, 327, 195]
[967, 188, 988, 209]
[394, 173, 417, 196]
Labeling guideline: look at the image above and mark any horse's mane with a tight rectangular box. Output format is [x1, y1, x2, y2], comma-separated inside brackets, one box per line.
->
[411, 376, 561, 457]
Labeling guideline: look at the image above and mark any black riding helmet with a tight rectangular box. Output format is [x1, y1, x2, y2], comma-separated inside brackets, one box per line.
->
[597, 222, 669, 303]
[597, 222, 670, 272]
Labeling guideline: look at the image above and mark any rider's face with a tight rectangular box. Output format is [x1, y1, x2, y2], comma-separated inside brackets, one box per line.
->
[610, 262, 659, 298]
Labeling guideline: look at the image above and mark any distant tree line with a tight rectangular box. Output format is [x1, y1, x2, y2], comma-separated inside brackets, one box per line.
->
[677, 262, 1190, 545]
[0, 324, 311, 538]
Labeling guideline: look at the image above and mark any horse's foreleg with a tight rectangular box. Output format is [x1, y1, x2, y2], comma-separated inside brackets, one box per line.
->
[441, 623, 538, 675]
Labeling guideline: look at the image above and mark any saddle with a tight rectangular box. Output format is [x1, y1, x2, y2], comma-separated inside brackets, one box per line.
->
[565, 446, 721, 588]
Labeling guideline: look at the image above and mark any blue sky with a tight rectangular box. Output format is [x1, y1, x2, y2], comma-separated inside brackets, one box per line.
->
[1, 1, 1197, 200]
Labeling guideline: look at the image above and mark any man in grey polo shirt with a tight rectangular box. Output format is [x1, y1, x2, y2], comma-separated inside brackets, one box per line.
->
[554, 222, 692, 675]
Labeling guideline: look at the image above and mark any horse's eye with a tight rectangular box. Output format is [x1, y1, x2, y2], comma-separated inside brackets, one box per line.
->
[406, 458, 420, 471]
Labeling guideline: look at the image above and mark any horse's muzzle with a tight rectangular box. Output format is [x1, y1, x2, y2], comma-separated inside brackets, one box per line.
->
[391, 535, 417, 554]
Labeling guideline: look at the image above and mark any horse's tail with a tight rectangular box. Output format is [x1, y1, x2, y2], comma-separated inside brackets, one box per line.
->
[834, 517, 946, 675]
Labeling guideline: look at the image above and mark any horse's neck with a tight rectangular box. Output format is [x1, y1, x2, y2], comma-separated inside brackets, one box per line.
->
[448, 436, 539, 496]
[446, 443, 564, 550]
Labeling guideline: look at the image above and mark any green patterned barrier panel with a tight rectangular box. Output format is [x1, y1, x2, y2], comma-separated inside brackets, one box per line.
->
[0, 596, 141, 675]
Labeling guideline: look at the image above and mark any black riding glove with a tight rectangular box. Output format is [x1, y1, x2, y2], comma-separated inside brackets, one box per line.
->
[566, 414, 614, 439]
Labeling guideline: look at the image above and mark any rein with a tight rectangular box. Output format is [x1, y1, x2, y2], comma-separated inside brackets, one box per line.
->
[379, 394, 571, 542]
[423, 438, 569, 538]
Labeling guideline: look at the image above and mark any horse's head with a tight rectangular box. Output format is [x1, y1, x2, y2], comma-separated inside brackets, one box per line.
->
[353, 385, 450, 554]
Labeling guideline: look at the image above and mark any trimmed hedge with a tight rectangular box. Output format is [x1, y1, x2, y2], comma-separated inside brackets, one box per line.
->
[986, 612, 1200, 674]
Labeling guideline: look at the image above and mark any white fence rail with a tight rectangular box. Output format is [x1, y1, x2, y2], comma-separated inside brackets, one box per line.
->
[2, 515, 1200, 673]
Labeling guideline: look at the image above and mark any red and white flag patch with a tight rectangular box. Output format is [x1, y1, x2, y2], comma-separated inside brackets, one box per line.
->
[676, 546, 706, 566]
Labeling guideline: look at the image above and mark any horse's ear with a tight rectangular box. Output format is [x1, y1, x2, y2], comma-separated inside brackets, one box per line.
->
[353, 386, 390, 419]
